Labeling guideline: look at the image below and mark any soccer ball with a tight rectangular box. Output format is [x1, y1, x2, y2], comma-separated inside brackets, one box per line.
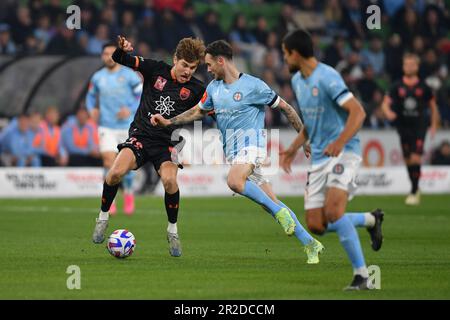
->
[107, 229, 136, 258]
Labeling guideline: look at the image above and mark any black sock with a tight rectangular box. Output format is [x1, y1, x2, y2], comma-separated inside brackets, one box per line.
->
[165, 190, 180, 224]
[101, 181, 119, 212]
[407, 165, 421, 194]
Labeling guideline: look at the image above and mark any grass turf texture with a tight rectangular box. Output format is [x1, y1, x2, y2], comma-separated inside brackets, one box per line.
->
[0, 195, 449, 299]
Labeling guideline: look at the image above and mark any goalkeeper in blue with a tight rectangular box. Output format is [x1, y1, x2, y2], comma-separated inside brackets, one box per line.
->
[280, 29, 384, 290]
[151, 40, 324, 264]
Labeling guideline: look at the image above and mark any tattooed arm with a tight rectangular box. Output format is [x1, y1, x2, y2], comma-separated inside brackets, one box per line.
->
[150, 105, 208, 127]
[277, 98, 304, 133]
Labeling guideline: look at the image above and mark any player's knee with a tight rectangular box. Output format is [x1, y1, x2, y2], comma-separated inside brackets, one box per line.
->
[161, 175, 177, 193]
[410, 153, 422, 164]
[107, 167, 126, 185]
[103, 158, 113, 169]
[227, 177, 244, 193]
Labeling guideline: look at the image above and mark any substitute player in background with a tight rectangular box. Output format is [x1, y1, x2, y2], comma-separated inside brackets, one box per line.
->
[152, 40, 324, 264]
[92, 35, 206, 258]
[280, 29, 384, 290]
[86, 42, 142, 215]
[381, 53, 439, 205]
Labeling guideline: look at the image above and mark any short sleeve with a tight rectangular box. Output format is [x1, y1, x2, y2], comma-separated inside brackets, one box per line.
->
[385, 84, 398, 106]
[323, 69, 354, 106]
[198, 83, 214, 111]
[423, 84, 434, 103]
[254, 79, 280, 109]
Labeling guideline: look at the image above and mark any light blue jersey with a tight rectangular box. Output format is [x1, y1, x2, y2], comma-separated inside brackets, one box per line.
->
[198, 74, 279, 159]
[291, 63, 361, 164]
[86, 66, 142, 129]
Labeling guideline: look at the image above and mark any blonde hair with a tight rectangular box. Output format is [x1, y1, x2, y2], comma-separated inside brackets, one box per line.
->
[403, 52, 420, 64]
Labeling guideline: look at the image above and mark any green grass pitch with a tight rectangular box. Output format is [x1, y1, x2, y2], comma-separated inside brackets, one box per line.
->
[0, 195, 449, 299]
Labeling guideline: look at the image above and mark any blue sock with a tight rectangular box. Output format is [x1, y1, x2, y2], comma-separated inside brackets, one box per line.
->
[333, 215, 366, 269]
[31, 155, 41, 167]
[327, 213, 366, 232]
[241, 180, 282, 216]
[278, 201, 314, 245]
[123, 171, 135, 193]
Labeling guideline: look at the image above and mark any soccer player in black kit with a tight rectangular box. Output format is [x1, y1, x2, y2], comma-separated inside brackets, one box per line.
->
[382, 53, 439, 205]
[92, 35, 206, 257]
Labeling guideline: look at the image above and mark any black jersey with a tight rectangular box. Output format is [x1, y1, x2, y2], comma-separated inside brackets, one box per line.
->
[386, 78, 434, 130]
[112, 48, 205, 145]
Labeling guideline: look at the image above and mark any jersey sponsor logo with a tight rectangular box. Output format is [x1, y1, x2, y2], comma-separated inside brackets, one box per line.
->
[233, 92, 243, 101]
[155, 96, 175, 116]
[180, 87, 191, 100]
[332, 163, 344, 175]
[312, 87, 319, 96]
[404, 97, 417, 111]
[200, 91, 208, 104]
[154, 76, 167, 91]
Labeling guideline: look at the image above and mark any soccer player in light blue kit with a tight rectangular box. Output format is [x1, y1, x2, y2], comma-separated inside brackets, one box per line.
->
[280, 29, 384, 290]
[152, 40, 324, 264]
[86, 42, 142, 215]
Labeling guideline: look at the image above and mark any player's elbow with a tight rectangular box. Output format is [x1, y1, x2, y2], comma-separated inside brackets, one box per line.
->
[359, 107, 366, 123]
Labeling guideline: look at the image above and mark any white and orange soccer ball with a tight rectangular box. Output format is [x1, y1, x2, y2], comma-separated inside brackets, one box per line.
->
[107, 229, 136, 258]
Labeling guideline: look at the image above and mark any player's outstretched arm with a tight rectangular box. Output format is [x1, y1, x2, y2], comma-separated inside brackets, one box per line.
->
[151, 105, 207, 127]
[277, 98, 304, 133]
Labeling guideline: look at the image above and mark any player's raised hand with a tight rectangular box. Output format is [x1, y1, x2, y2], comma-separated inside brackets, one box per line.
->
[324, 139, 344, 157]
[279, 148, 297, 174]
[150, 114, 171, 127]
[117, 35, 134, 52]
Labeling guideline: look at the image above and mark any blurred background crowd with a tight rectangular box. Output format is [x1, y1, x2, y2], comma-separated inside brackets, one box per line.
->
[0, 0, 450, 167]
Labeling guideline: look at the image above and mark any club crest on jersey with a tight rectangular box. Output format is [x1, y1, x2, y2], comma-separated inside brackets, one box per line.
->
[398, 87, 407, 98]
[312, 87, 319, 96]
[332, 163, 344, 175]
[233, 92, 243, 101]
[415, 87, 423, 97]
[118, 76, 125, 83]
[180, 87, 191, 100]
[154, 76, 167, 91]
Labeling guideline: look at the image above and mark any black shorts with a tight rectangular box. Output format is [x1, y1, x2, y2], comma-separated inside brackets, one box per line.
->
[398, 128, 426, 158]
[117, 134, 184, 172]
